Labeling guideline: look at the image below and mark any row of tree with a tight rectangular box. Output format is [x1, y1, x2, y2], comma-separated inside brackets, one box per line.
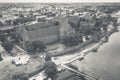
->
[98, 5, 120, 14]
[0, 28, 47, 54]
[0, 16, 35, 27]
[0, 28, 21, 54]
[62, 10, 118, 46]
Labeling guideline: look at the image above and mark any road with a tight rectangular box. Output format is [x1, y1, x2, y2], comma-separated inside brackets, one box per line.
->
[0, 25, 113, 80]
[51, 25, 115, 80]
[61, 64, 98, 80]
[51, 33, 111, 80]
[64, 37, 105, 64]
[51, 37, 106, 80]
[52, 36, 106, 65]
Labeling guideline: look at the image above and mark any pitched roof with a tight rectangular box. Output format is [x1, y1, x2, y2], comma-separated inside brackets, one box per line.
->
[25, 20, 59, 31]
[25, 22, 49, 31]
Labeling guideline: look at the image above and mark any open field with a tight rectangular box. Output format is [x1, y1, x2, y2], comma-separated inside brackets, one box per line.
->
[0, 53, 43, 80]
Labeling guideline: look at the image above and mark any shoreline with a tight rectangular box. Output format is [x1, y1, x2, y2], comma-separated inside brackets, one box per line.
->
[51, 24, 118, 65]
[70, 26, 120, 80]
[49, 29, 116, 57]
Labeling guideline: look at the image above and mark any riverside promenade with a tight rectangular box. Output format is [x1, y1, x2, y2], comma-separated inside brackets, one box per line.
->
[51, 25, 117, 68]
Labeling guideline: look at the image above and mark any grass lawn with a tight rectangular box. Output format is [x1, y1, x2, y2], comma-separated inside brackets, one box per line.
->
[0, 53, 44, 80]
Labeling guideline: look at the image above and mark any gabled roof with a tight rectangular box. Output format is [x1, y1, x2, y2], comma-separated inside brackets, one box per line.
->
[25, 20, 59, 31]
[25, 22, 49, 31]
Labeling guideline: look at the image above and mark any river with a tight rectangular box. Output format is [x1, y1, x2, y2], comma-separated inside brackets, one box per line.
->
[72, 26, 120, 80]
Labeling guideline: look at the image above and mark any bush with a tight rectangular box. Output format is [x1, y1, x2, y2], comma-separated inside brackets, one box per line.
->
[44, 61, 58, 79]
[61, 35, 82, 47]
[37, 18, 46, 22]
[45, 54, 51, 61]
[12, 72, 28, 80]
[13, 20, 18, 25]
[0, 14, 2, 17]
[25, 41, 46, 53]
[0, 33, 7, 42]
[0, 21, 3, 27]
[0, 53, 3, 61]
[1, 41, 14, 53]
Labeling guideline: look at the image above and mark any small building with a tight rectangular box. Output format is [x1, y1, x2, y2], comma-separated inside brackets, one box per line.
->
[16, 15, 76, 48]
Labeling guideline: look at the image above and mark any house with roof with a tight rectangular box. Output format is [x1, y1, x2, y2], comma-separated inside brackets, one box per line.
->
[53, 15, 75, 39]
[16, 15, 78, 48]
[17, 21, 60, 47]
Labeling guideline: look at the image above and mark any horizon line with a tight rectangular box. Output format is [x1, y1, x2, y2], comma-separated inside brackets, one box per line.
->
[0, 0, 120, 3]
[0, 2, 120, 3]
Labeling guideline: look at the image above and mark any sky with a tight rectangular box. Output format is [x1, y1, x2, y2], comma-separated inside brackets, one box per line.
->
[0, 0, 120, 3]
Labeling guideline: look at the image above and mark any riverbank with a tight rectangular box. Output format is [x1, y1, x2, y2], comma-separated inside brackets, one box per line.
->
[49, 26, 116, 57]
[71, 26, 120, 80]
[51, 25, 117, 64]
[49, 39, 95, 57]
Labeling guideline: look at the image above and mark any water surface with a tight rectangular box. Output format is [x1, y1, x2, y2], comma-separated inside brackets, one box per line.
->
[72, 28, 120, 80]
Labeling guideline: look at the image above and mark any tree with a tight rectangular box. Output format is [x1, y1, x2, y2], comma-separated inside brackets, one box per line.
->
[0, 53, 3, 61]
[0, 33, 7, 42]
[61, 34, 82, 47]
[53, 21, 59, 26]
[95, 18, 103, 27]
[12, 72, 28, 80]
[112, 17, 118, 30]
[85, 35, 89, 40]
[28, 55, 57, 80]
[10, 32, 21, 44]
[0, 14, 2, 18]
[44, 54, 51, 61]
[5, 19, 12, 25]
[25, 41, 46, 53]
[14, 14, 18, 16]
[92, 30, 101, 42]
[32, 41, 46, 52]
[1, 41, 14, 53]
[37, 18, 46, 22]
[0, 21, 3, 27]
[44, 59, 58, 80]
[38, 54, 57, 79]
[13, 20, 18, 25]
